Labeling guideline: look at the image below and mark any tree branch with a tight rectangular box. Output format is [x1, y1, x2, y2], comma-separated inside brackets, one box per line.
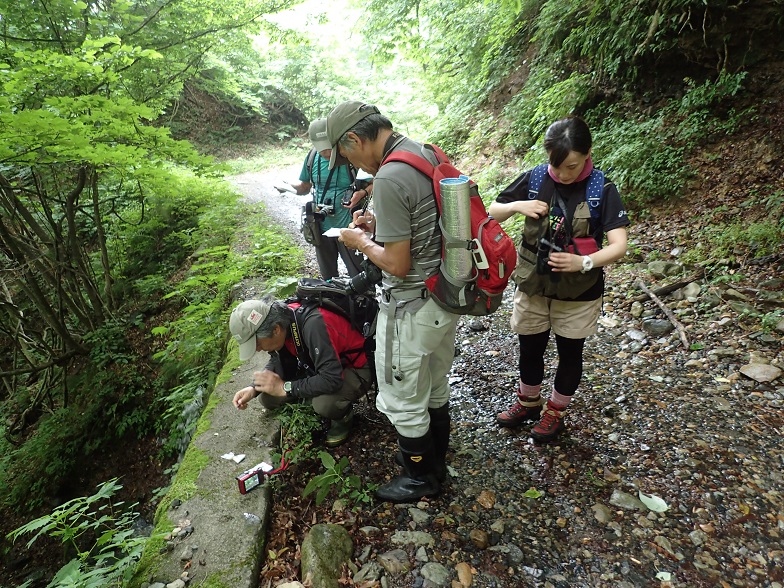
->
[635, 280, 690, 349]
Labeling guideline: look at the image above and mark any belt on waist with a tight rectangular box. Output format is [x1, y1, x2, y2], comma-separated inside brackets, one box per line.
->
[382, 288, 429, 303]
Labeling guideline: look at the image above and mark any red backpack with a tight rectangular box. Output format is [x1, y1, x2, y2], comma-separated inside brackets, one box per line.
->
[382, 144, 517, 316]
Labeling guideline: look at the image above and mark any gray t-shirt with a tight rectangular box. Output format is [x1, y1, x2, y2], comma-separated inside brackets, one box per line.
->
[373, 137, 441, 292]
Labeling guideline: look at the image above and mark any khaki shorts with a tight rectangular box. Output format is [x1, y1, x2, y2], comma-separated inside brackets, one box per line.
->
[511, 289, 601, 339]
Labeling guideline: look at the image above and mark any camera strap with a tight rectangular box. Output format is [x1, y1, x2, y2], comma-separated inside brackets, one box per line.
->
[553, 190, 575, 242]
[380, 131, 406, 165]
[318, 166, 338, 205]
[288, 306, 316, 375]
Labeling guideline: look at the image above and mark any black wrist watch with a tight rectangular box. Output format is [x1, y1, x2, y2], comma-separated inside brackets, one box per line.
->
[283, 381, 293, 398]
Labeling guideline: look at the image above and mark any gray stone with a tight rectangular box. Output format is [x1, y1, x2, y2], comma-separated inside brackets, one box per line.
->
[728, 300, 758, 315]
[654, 535, 675, 555]
[626, 328, 647, 341]
[506, 542, 524, 565]
[360, 526, 381, 535]
[642, 318, 674, 337]
[300, 523, 353, 588]
[353, 562, 383, 584]
[702, 292, 722, 308]
[390, 530, 435, 547]
[628, 341, 645, 353]
[467, 319, 487, 332]
[421, 561, 451, 587]
[490, 519, 505, 534]
[648, 261, 678, 278]
[357, 544, 372, 563]
[415, 545, 429, 562]
[378, 548, 410, 575]
[408, 507, 430, 525]
[740, 363, 782, 383]
[609, 489, 646, 511]
[725, 288, 748, 300]
[592, 503, 613, 523]
[682, 282, 701, 298]
[689, 529, 708, 546]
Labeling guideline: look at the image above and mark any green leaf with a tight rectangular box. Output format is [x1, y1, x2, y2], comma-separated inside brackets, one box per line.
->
[319, 451, 336, 470]
[95, 529, 116, 547]
[302, 477, 322, 498]
[315, 484, 331, 505]
[49, 558, 83, 585]
[523, 487, 543, 499]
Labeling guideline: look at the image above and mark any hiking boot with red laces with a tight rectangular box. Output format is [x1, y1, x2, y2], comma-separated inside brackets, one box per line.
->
[530, 403, 566, 442]
[496, 396, 544, 427]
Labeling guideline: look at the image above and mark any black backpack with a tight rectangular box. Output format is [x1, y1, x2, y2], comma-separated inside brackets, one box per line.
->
[286, 278, 378, 385]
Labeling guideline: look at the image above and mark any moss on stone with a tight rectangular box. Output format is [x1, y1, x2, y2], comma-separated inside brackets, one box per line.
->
[199, 572, 234, 588]
[129, 440, 210, 587]
[216, 340, 243, 386]
[128, 520, 172, 588]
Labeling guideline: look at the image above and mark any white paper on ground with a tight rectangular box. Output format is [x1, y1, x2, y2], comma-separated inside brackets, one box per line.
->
[220, 452, 246, 463]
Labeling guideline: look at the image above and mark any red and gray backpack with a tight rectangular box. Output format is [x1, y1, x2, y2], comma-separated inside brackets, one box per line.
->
[382, 144, 517, 316]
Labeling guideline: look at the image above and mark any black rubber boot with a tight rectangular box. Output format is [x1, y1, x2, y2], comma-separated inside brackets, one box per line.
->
[428, 403, 450, 483]
[377, 432, 440, 503]
[393, 404, 450, 483]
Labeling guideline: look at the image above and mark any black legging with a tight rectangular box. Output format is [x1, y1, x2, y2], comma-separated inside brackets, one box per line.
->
[518, 331, 585, 396]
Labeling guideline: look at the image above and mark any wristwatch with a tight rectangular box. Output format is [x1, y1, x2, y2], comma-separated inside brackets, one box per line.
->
[283, 381, 293, 398]
[581, 255, 594, 273]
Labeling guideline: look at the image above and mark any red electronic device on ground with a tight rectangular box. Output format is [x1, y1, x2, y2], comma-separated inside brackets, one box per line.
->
[236, 462, 271, 494]
[236, 451, 290, 494]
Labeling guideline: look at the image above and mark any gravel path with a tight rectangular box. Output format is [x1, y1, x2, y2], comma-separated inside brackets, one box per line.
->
[230, 169, 784, 588]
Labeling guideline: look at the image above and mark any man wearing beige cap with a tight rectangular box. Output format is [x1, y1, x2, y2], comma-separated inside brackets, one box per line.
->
[229, 297, 372, 447]
[281, 118, 364, 279]
[327, 101, 459, 503]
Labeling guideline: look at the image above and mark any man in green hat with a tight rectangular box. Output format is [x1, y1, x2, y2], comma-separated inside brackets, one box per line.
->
[327, 101, 459, 503]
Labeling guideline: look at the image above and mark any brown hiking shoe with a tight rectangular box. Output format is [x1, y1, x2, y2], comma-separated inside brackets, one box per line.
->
[496, 396, 544, 427]
[530, 404, 565, 442]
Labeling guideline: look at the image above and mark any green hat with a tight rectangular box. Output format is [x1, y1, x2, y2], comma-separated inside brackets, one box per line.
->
[229, 300, 272, 361]
[326, 101, 380, 169]
[307, 118, 330, 152]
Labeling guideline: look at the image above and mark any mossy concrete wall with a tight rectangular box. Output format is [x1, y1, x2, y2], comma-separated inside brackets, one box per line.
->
[132, 343, 279, 588]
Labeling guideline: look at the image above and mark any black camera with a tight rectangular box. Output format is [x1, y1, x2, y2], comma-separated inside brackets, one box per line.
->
[536, 238, 562, 281]
[341, 179, 372, 208]
[347, 258, 383, 294]
[314, 198, 335, 219]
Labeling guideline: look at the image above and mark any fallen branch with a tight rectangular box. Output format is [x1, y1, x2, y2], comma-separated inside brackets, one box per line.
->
[622, 270, 704, 307]
[745, 253, 783, 266]
[635, 280, 690, 349]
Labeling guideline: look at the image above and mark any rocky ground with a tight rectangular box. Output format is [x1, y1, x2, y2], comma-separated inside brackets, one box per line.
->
[231, 160, 784, 588]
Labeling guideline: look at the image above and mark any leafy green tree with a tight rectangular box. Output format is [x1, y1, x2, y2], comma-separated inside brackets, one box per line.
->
[359, 0, 782, 155]
[0, 0, 295, 489]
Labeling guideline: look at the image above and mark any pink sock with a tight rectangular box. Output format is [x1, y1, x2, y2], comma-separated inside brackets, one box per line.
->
[549, 389, 572, 409]
[518, 381, 541, 400]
